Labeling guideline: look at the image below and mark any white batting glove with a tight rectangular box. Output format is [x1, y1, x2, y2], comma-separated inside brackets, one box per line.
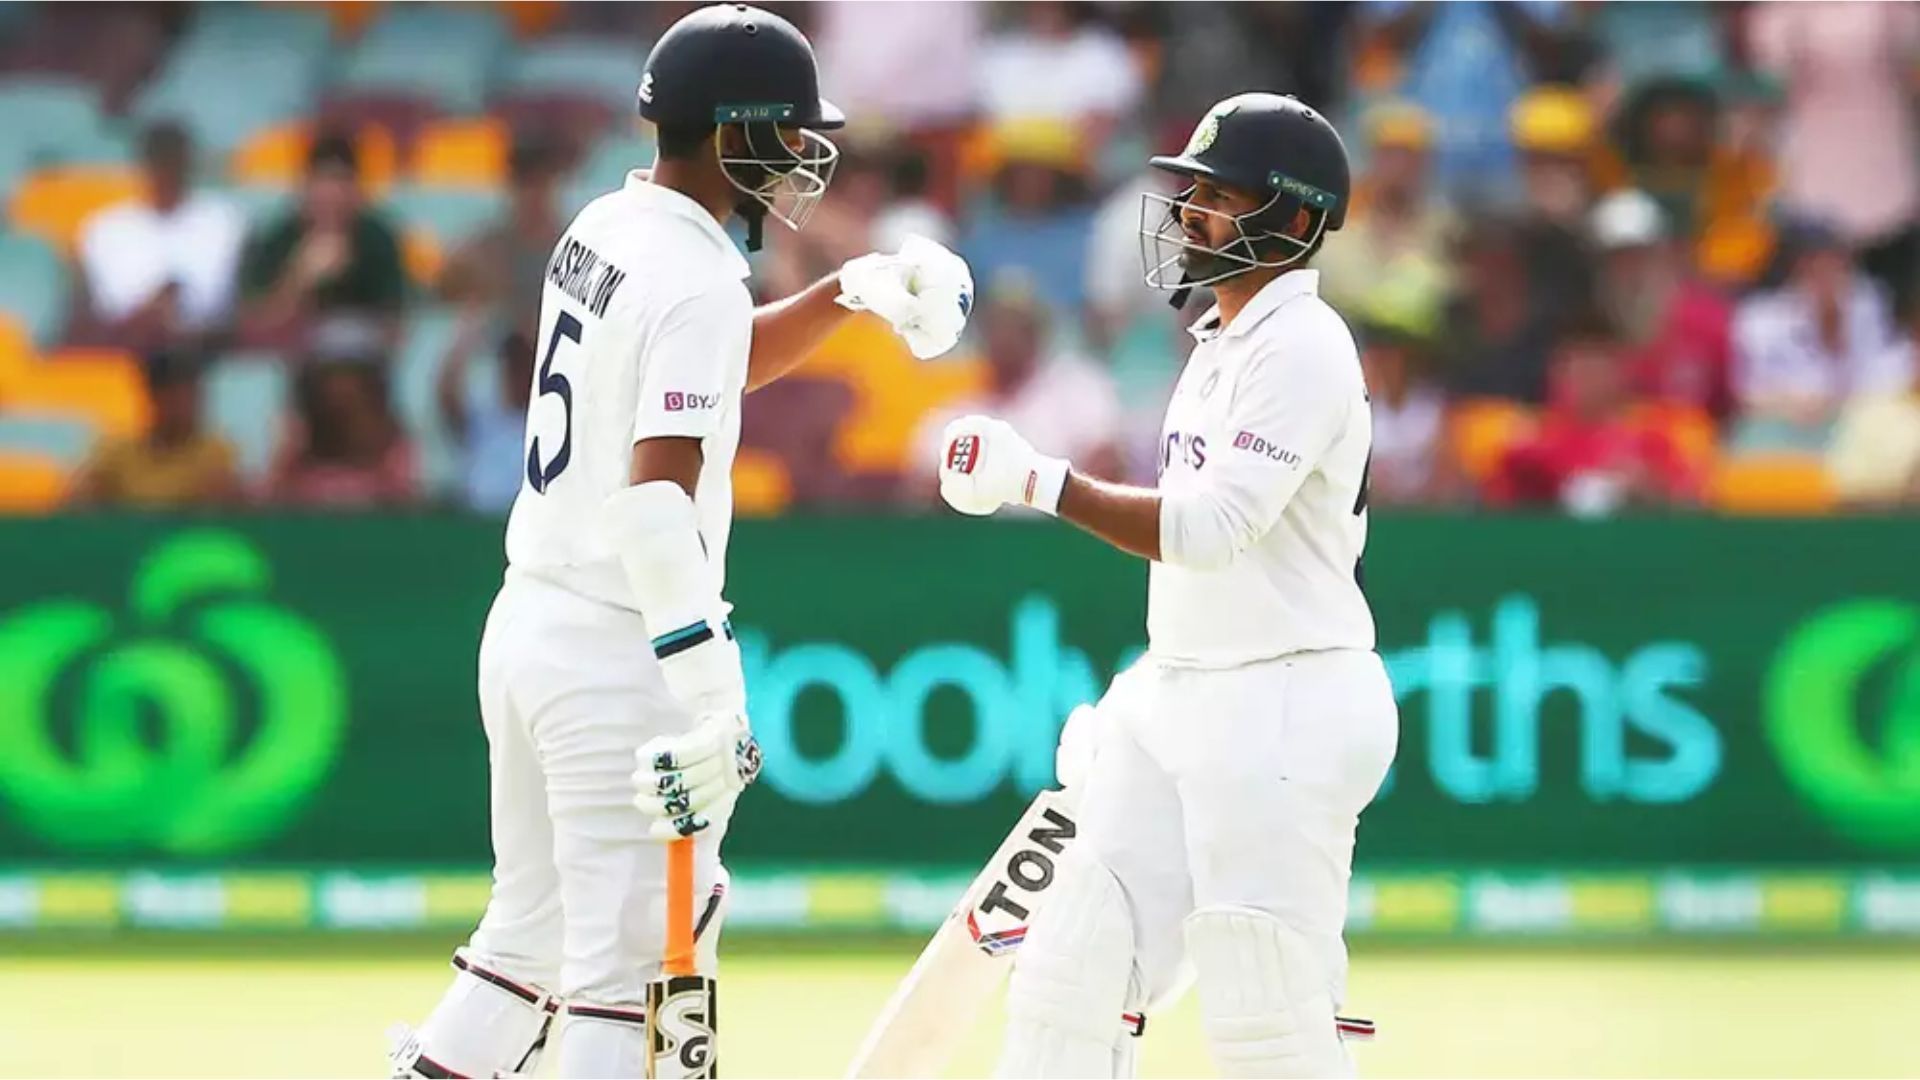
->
[937, 414, 1070, 517]
[633, 712, 762, 840]
[837, 234, 975, 360]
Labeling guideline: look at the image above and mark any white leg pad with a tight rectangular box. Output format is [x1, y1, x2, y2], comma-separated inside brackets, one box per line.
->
[996, 854, 1136, 1078]
[1184, 906, 1351, 1079]
[392, 950, 559, 1078]
[559, 1000, 652, 1078]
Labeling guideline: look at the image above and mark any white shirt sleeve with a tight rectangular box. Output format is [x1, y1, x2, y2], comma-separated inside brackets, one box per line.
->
[633, 282, 751, 444]
[1160, 341, 1353, 570]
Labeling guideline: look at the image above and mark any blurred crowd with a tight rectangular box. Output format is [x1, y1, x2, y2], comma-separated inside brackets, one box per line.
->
[4, 1, 1919, 516]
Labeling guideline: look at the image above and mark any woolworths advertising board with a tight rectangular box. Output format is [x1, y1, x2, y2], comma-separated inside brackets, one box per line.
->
[0, 514, 1915, 938]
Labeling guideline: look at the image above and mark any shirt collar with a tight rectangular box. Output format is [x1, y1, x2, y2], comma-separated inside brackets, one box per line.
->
[622, 171, 751, 279]
[1186, 269, 1321, 343]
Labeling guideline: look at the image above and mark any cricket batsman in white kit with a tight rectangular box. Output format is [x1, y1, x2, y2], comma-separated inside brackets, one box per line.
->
[937, 93, 1399, 1079]
[389, 6, 973, 1077]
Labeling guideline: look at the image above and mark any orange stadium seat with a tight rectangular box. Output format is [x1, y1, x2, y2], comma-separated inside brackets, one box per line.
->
[1710, 454, 1836, 515]
[1447, 398, 1538, 481]
[732, 447, 794, 516]
[1629, 402, 1719, 477]
[4, 347, 151, 440]
[0, 451, 70, 513]
[411, 118, 510, 188]
[292, 0, 382, 37]
[503, 1, 564, 37]
[796, 317, 990, 474]
[7, 167, 144, 255]
[402, 229, 444, 288]
[231, 122, 399, 193]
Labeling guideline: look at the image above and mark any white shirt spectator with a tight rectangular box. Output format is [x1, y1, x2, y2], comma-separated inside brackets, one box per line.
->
[816, 1, 981, 130]
[977, 23, 1142, 123]
[874, 199, 954, 251]
[1732, 278, 1907, 407]
[1086, 172, 1171, 329]
[79, 193, 245, 328]
[1368, 385, 1447, 504]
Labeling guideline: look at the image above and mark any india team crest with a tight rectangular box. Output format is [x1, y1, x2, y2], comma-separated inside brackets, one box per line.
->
[1185, 101, 1237, 156]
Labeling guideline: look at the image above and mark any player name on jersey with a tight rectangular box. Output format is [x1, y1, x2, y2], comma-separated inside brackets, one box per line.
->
[545, 235, 629, 319]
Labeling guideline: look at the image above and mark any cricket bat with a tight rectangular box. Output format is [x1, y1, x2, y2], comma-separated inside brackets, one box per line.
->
[846, 789, 1080, 1078]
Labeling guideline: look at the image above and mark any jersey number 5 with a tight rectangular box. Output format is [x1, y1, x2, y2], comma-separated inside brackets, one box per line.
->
[527, 311, 583, 494]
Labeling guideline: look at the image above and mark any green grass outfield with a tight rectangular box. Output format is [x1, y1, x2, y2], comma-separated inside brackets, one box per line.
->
[5, 935, 1917, 1078]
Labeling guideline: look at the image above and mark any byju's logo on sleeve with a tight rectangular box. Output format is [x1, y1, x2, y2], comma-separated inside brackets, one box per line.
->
[664, 391, 721, 412]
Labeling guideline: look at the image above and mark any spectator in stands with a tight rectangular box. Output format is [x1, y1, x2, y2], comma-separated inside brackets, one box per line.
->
[1751, 1, 1920, 298]
[438, 137, 566, 335]
[976, 1, 1142, 159]
[437, 318, 533, 516]
[1487, 316, 1703, 514]
[1827, 293, 1920, 508]
[1731, 219, 1907, 449]
[269, 358, 416, 508]
[1510, 86, 1599, 333]
[1318, 102, 1455, 343]
[1358, 321, 1459, 506]
[239, 133, 406, 349]
[1591, 189, 1735, 420]
[959, 120, 1098, 314]
[1611, 73, 1782, 290]
[68, 350, 238, 508]
[77, 122, 245, 352]
[1360, 2, 1586, 200]
[1438, 219, 1559, 403]
[815, 1, 980, 135]
[907, 274, 1124, 499]
[1137, 4, 1351, 133]
[772, 142, 952, 297]
[872, 150, 954, 252]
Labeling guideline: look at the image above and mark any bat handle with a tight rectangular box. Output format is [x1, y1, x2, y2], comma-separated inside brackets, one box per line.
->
[665, 836, 696, 977]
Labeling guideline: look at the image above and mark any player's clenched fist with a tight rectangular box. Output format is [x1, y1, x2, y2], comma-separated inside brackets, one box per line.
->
[937, 414, 1070, 517]
[837, 234, 974, 359]
[632, 713, 763, 840]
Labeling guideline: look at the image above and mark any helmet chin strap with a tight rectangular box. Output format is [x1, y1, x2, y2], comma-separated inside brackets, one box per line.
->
[1169, 279, 1192, 309]
[738, 198, 766, 252]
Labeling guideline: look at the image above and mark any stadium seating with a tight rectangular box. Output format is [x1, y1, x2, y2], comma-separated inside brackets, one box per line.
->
[7, 166, 143, 255]
[499, 35, 644, 115]
[231, 123, 401, 192]
[388, 305, 467, 497]
[1447, 398, 1538, 481]
[383, 186, 505, 253]
[201, 352, 290, 483]
[1710, 454, 1837, 515]
[0, 450, 68, 511]
[0, 232, 70, 346]
[335, 5, 509, 115]
[410, 118, 510, 188]
[134, 12, 328, 157]
[0, 413, 95, 466]
[0, 346, 150, 441]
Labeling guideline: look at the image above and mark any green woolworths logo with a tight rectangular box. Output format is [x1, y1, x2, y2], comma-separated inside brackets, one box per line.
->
[1766, 600, 1920, 849]
[0, 531, 345, 855]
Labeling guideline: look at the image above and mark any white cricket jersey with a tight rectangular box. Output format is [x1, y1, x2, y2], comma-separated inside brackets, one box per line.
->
[1149, 269, 1377, 666]
[503, 172, 753, 611]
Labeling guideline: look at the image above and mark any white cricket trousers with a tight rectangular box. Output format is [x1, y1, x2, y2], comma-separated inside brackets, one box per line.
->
[1078, 648, 1398, 1009]
[463, 567, 728, 1003]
